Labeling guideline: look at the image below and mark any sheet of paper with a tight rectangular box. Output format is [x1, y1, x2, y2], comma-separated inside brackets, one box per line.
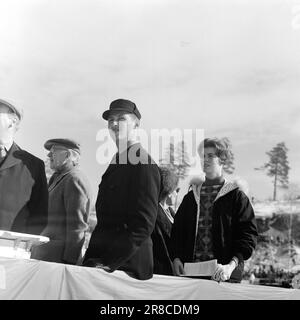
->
[184, 259, 217, 276]
[0, 265, 6, 290]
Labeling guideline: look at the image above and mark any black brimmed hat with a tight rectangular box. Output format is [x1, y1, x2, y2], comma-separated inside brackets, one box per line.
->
[102, 99, 141, 120]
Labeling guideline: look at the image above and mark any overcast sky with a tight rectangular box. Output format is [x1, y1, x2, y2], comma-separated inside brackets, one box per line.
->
[1, 0, 300, 202]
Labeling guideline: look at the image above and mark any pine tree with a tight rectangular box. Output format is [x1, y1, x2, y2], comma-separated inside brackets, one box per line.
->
[160, 140, 191, 180]
[222, 137, 235, 175]
[256, 142, 290, 201]
[175, 140, 191, 179]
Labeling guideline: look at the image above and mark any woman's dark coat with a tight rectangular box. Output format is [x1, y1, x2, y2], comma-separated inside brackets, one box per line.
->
[152, 205, 174, 276]
[170, 179, 258, 282]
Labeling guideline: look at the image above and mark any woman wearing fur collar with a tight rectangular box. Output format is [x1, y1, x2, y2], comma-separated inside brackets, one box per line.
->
[170, 138, 258, 283]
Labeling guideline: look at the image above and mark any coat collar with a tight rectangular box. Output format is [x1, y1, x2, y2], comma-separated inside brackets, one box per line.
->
[190, 175, 249, 204]
[0, 140, 13, 152]
[0, 142, 22, 171]
[101, 154, 120, 179]
[48, 168, 74, 192]
[159, 203, 174, 224]
[102, 143, 142, 179]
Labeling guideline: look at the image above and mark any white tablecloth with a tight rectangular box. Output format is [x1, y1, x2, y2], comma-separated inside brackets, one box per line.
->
[0, 257, 300, 300]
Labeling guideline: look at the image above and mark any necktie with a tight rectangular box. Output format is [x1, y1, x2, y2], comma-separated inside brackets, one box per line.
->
[0, 146, 7, 164]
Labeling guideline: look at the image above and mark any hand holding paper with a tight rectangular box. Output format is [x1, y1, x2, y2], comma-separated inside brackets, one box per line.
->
[212, 262, 236, 282]
[183, 259, 218, 277]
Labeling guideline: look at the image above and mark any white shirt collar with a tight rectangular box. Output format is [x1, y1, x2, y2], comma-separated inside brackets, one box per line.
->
[0, 140, 13, 152]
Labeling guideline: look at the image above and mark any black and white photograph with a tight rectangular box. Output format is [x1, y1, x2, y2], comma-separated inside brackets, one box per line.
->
[0, 0, 300, 307]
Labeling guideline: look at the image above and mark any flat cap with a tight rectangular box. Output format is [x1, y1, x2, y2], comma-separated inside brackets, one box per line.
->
[102, 99, 141, 120]
[44, 138, 81, 154]
[0, 98, 23, 120]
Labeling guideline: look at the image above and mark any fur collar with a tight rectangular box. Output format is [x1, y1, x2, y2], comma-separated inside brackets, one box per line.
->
[189, 175, 250, 203]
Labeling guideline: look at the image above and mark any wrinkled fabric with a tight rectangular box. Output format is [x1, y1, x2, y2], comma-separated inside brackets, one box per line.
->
[0, 258, 299, 300]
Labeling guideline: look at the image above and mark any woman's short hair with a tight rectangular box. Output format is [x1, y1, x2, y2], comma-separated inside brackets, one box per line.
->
[197, 137, 233, 164]
[159, 166, 179, 201]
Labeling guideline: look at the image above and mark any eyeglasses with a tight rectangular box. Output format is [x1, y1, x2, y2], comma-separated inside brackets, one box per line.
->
[49, 147, 69, 154]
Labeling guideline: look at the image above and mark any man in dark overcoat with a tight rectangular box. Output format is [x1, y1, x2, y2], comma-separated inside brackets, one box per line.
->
[0, 98, 48, 235]
[83, 99, 161, 280]
[31, 138, 92, 264]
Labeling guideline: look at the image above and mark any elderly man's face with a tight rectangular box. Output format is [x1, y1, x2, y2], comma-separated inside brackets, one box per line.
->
[0, 105, 16, 143]
[48, 145, 69, 171]
[107, 112, 137, 143]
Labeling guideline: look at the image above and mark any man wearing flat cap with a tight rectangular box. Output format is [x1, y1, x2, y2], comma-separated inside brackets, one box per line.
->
[0, 98, 48, 235]
[83, 99, 161, 280]
[31, 138, 92, 265]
